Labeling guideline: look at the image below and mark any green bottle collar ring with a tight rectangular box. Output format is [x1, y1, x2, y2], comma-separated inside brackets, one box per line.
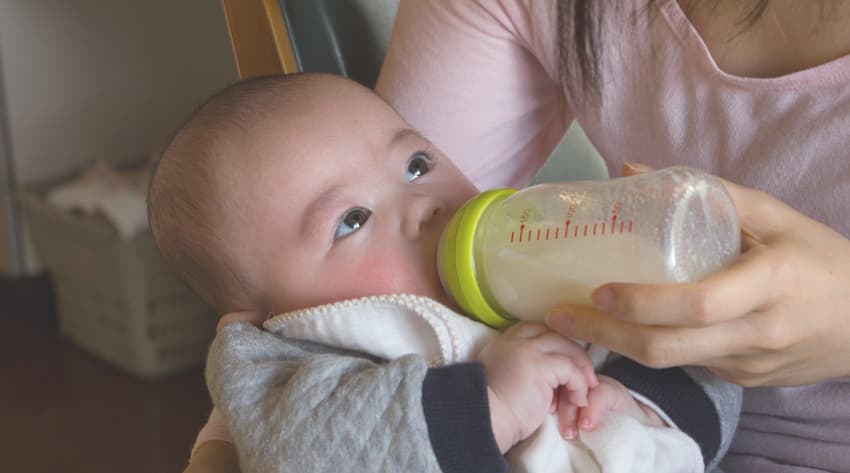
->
[439, 188, 517, 329]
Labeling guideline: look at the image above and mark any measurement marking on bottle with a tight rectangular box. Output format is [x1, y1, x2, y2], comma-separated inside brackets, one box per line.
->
[510, 217, 634, 244]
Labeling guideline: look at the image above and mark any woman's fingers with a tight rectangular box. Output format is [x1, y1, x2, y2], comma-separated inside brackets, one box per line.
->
[576, 167, 850, 386]
[546, 305, 759, 368]
[590, 243, 785, 327]
[504, 321, 552, 338]
[623, 163, 784, 246]
[713, 175, 788, 237]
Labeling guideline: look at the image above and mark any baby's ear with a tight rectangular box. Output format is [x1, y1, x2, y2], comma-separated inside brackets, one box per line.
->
[216, 310, 267, 333]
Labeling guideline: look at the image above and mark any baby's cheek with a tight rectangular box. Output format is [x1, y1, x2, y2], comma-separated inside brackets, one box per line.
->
[342, 252, 434, 299]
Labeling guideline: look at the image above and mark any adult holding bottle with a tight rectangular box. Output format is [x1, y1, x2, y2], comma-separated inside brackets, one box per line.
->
[376, 0, 850, 471]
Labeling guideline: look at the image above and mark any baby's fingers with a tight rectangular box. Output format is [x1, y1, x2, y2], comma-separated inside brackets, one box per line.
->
[217, 310, 266, 332]
[556, 387, 580, 440]
[544, 353, 590, 407]
[534, 332, 598, 387]
[577, 382, 621, 432]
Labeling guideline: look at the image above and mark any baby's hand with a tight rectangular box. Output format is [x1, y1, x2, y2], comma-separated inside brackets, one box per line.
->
[570, 375, 667, 436]
[476, 323, 598, 452]
[216, 310, 266, 332]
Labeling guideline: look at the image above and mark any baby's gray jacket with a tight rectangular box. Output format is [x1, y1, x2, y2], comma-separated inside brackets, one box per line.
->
[207, 301, 741, 473]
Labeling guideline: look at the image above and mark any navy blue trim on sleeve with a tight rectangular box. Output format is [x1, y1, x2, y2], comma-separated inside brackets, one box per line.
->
[422, 362, 507, 473]
[599, 358, 720, 467]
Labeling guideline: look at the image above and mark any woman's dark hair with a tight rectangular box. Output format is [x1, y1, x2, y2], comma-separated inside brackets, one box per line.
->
[557, 0, 769, 102]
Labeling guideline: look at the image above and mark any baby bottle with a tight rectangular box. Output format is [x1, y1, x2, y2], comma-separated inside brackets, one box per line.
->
[437, 166, 740, 328]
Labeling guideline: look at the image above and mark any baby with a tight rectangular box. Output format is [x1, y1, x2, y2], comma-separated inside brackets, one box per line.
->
[148, 73, 739, 473]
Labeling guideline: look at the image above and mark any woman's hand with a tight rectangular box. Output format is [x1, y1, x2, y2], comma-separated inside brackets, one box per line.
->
[546, 163, 850, 387]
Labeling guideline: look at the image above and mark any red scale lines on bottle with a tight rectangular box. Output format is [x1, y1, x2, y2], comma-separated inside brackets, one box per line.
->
[509, 214, 634, 244]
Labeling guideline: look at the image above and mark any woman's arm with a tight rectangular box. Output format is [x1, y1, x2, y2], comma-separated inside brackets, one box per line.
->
[547, 163, 850, 387]
[377, 0, 570, 189]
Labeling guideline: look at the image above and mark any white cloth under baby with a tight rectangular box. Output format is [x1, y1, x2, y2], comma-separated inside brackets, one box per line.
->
[264, 294, 703, 473]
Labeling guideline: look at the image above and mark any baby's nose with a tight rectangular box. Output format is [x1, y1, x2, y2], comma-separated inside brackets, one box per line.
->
[403, 196, 442, 240]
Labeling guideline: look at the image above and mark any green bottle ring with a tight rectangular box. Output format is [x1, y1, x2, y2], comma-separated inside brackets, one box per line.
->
[440, 188, 517, 329]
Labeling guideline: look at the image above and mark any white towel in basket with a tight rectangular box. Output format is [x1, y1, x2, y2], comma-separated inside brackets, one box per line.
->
[47, 161, 150, 239]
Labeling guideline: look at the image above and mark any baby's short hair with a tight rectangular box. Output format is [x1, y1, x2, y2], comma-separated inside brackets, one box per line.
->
[148, 73, 317, 312]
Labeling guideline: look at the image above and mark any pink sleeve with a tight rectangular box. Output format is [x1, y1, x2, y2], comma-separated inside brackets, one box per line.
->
[190, 408, 234, 460]
[376, 0, 571, 190]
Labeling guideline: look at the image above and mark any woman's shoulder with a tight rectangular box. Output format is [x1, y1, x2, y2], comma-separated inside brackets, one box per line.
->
[392, 0, 562, 80]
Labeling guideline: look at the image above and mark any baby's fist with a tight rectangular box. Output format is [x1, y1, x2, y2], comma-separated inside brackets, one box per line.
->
[476, 323, 597, 452]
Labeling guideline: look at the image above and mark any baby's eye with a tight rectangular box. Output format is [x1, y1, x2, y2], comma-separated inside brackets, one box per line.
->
[334, 207, 372, 240]
[406, 151, 434, 182]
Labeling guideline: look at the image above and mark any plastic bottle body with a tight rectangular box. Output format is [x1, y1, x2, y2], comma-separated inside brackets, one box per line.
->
[438, 166, 740, 327]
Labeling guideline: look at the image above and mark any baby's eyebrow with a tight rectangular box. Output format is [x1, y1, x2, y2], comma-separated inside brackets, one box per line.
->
[389, 128, 422, 149]
[301, 184, 341, 242]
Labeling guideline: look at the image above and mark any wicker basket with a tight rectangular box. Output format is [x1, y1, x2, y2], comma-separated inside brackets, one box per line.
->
[18, 183, 217, 379]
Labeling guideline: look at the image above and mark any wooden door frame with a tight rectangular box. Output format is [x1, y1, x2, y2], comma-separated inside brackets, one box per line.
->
[221, 0, 300, 79]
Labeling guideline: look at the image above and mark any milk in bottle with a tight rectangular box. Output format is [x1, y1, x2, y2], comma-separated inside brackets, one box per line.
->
[437, 166, 740, 328]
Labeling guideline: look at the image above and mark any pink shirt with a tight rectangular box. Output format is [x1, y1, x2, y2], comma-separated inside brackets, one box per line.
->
[377, 0, 850, 471]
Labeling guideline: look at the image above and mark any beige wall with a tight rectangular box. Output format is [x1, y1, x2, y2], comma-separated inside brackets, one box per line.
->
[0, 0, 238, 274]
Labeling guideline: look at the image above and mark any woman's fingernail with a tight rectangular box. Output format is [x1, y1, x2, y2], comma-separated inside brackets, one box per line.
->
[563, 427, 576, 440]
[580, 418, 592, 431]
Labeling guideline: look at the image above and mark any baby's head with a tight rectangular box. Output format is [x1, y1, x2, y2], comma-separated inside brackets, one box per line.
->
[148, 73, 477, 315]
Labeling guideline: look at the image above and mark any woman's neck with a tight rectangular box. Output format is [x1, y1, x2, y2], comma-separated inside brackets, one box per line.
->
[678, 0, 850, 77]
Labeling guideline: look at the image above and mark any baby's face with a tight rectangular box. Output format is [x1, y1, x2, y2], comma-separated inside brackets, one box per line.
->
[222, 79, 478, 314]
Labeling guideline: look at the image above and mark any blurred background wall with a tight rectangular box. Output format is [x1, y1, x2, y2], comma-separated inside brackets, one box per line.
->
[0, 0, 238, 276]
